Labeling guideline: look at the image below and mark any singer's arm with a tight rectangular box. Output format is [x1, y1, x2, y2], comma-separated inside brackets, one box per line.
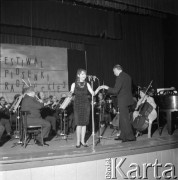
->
[87, 83, 94, 96]
[70, 83, 75, 94]
[94, 87, 100, 95]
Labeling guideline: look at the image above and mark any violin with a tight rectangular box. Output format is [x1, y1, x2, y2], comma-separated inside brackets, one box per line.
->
[51, 100, 60, 110]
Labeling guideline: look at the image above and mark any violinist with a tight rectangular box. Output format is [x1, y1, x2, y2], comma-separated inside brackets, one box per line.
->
[51, 96, 60, 110]
[132, 87, 157, 136]
[0, 97, 12, 142]
[37, 92, 57, 136]
[21, 87, 51, 146]
[9, 94, 21, 123]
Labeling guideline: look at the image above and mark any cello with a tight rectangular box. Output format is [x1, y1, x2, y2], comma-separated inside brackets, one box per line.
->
[132, 81, 157, 131]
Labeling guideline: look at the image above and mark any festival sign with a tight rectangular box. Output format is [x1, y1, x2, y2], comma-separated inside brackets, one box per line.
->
[0, 44, 68, 102]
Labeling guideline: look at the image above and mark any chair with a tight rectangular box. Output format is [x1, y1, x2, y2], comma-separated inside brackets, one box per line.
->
[20, 111, 43, 148]
[148, 106, 162, 138]
[136, 106, 162, 138]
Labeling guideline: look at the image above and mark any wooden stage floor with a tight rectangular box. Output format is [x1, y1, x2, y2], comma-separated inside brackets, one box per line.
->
[0, 123, 178, 171]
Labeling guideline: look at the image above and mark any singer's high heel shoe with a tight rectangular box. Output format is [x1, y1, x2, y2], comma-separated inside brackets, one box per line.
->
[76, 144, 81, 148]
[80, 142, 88, 147]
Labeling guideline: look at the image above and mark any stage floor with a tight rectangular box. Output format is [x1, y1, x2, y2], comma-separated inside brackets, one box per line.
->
[0, 123, 178, 180]
[0, 123, 178, 171]
[0, 123, 178, 156]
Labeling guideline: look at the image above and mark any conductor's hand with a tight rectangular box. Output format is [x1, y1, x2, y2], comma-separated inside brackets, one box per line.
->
[94, 85, 109, 95]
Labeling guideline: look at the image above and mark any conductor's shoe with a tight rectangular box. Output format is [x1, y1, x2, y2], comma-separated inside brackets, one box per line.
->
[43, 141, 49, 146]
[35, 140, 43, 146]
[114, 136, 123, 141]
[0, 141, 3, 147]
[122, 138, 136, 143]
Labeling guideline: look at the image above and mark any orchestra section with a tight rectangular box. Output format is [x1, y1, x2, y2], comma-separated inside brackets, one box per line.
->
[1, 86, 178, 147]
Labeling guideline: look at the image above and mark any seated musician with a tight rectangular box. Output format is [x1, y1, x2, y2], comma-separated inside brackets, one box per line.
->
[37, 92, 57, 136]
[0, 97, 12, 142]
[97, 93, 115, 127]
[9, 94, 21, 124]
[0, 124, 5, 146]
[51, 95, 59, 110]
[21, 87, 51, 146]
[132, 87, 157, 132]
[95, 92, 106, 126]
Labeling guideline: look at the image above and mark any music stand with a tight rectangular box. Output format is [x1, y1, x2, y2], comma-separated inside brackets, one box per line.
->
[12, 106, 20, 139]
[11, 95, 24, 148]
[55, 96, 73, 141]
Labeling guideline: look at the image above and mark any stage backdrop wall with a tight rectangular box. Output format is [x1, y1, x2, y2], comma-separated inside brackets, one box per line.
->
[0, 44, 68, 102]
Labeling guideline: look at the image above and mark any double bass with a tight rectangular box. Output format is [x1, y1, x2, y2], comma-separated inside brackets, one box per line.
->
[132, 81, 157, 131]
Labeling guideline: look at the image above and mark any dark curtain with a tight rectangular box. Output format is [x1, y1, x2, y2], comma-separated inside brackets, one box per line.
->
[67, 49, 86, 88]
[96, 14, 164, 89]
[1, 1, 122, 40]
[163, 15, 178, 88]
[1, 1, 175, 91]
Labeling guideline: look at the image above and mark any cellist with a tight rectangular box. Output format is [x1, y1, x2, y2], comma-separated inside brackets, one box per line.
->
[132, 87, 157, 136]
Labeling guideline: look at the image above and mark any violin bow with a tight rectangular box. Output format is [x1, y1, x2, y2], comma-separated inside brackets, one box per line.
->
[22, 79, 29, 87]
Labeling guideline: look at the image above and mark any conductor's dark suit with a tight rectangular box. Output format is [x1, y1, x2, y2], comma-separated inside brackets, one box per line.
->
[21, 95, 51, 141]
[108, 71, 135, 141]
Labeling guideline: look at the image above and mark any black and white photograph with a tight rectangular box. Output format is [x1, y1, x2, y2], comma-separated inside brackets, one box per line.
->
[0, 0, 178, 179]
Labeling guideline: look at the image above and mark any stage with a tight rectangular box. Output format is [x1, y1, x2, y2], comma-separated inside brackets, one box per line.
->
[0, 124, 178, 180]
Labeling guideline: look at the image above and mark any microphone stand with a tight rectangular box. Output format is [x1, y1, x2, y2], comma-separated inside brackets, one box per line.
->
[90, 77, 95, 152]
[88, 75, 99, 152]
[88, 75, 102, 152]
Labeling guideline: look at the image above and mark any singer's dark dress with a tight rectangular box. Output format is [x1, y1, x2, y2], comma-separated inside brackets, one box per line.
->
[74, 82, 90, 126]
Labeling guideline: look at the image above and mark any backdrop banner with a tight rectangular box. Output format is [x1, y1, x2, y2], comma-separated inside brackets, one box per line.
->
[0, 44, 68, 102]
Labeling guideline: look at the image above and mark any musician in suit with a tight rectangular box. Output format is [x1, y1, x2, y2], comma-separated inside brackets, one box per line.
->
[0, 97, 12, 140]
[95, 64, 136, 142]
[37, 91, 57, 136]
[21, 86, 51, 146]
[0, 124, 5, 146]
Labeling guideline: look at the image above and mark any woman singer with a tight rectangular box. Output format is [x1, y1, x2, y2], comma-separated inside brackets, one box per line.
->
[70, 69, 96, 148]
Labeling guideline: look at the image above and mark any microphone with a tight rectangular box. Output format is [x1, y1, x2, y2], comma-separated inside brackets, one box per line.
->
[93, 76, 96, 81]
[87, 75, 92, 82]
[87, 75, 99, 82]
